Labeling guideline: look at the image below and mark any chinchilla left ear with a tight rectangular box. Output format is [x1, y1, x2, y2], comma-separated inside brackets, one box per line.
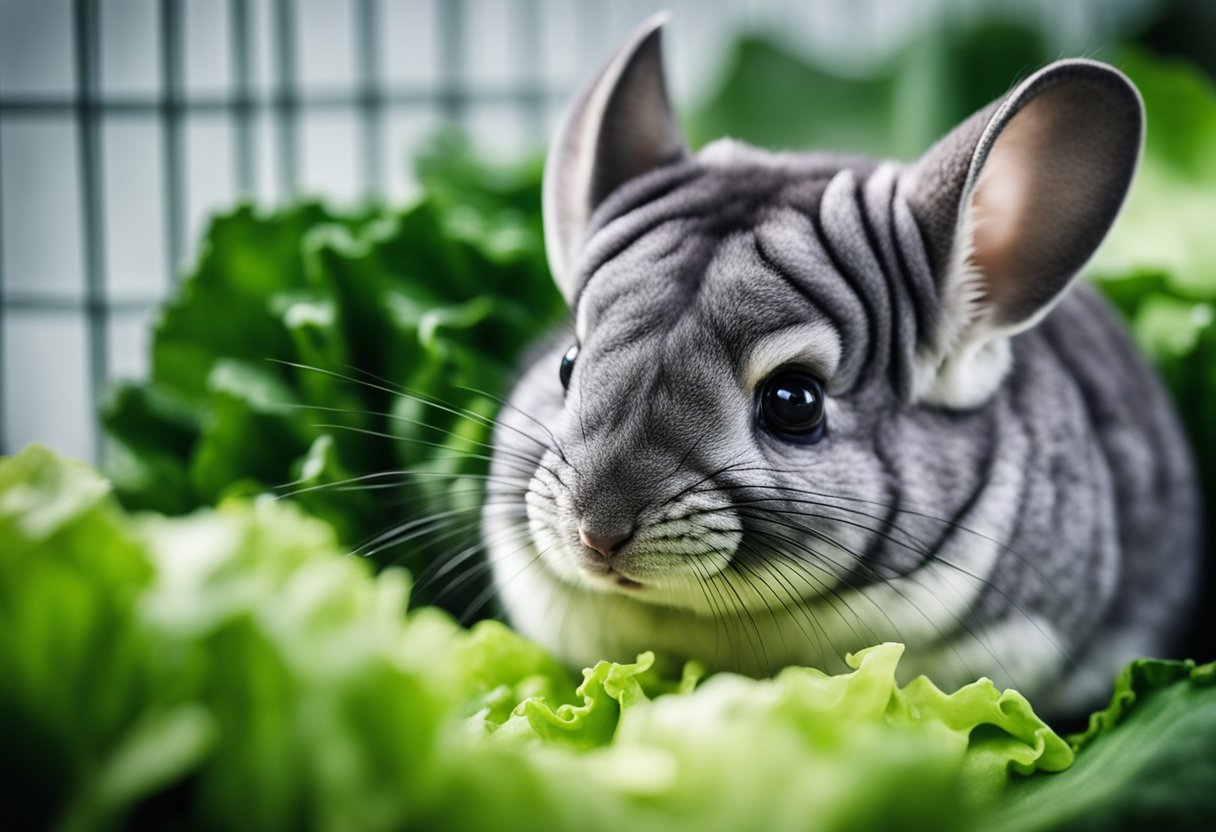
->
[543, 12, 687, 305]
[902, 59, 1143, 408]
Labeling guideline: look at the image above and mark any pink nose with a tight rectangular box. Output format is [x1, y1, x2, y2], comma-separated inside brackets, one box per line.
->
[579, 527, 631, 559]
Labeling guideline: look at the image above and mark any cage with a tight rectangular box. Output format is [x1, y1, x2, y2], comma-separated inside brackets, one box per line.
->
[0, 0, 1157, 462]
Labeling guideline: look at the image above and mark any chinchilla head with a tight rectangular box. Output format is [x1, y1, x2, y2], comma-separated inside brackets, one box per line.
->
[484, 13, 1163, 702]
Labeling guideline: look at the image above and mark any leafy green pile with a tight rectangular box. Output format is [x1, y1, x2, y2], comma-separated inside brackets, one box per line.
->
[4, 446, 1214, 830]
[3, 445, 1163, 832]
[102, 135, 564, 608]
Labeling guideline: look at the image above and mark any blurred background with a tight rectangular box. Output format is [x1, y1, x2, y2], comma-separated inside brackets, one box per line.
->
[3, 8, 1215, 827]
[1, 0, 1212, 463]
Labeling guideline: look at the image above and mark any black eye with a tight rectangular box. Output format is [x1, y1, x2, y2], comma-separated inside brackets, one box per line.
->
[758, 370, 826, 443]
[560, 343, 579, 391]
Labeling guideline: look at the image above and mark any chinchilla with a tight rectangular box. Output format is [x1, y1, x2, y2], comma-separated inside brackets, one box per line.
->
[481, 13, 1202, 717]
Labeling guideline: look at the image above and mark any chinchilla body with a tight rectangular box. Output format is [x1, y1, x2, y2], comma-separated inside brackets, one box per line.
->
[481, 15, 1202, 717]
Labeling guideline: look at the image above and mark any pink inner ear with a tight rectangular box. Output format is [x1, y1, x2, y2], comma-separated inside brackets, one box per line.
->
[965, 79, 1132, 326]
[970, 131, 1032, 306]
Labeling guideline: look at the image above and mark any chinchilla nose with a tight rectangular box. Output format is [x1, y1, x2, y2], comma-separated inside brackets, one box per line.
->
[578, 525, 632, 559]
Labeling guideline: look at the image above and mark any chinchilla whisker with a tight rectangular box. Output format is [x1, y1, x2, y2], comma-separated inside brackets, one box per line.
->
[717, 485, 1063, 599]
[454, 535, 555, 625]
[700, 477, 1055, 586]
[549, 563, 590, 661]
[307, 422, 539, 475]
[417, 538, 497, 595]
[313, 360, 564, 462]
[354, 500, 502, 557]
[358, 493, 532, 559]
[871, 525, 1078, 666]
[684, 556, 728, 656]
[273, 359, 503, 428]
[642, 453, 756, 519]
[747, 531, 986, 681]
[357, 514, 478, 561]
[286, 400, 558, 476]
[360, 500, 517, 556]
[737, 500, 933, 567]
[340, 361, 572, 463]
[743, 520, 1024, 687]
[576, 385, 589, 446]
[273, 358, 498, 424]
[733, 502, 1076, 669]
[740, 511, 922, 605]
[667, 572, 706, 633]
[413, 519, 531, 597]
[317, 481, 486, 497]
[728, 565, 782, 668]
[749, 545, 889, 654]
[448, 380, 571, 463]
[289, 398, 559, 476]
[427, 532, 524, 609]
[308, 420, 570, 488]
[733, 542, 832, 655]
[748, 556, 854, 667]
[672, 498, 920, 565]
[279, 478, 522, 519]
[434, 555, 497, 613]
[666, 430, 710, 483]
[276, 468, 402, 499]
[740, 521, 916, 643]
[278, 467, 528, 499]
[708, 539, 771, 670]
[688, 557, 736, 662]
[662, 496, 907, 643]
[407, 538, 488, 594]
[772, 516, 1063, 683]
[519, 502, 561, 525]
[299, 486, 496, 512]
[377, 525, 490, 580]
[729, 551, 820, 657]
[702, 557, 763, 667]
[276, 358, 562, 462]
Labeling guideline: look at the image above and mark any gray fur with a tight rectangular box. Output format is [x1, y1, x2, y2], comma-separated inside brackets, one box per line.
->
[483, 17, 1201, 717]
[543, 11, 686, 300]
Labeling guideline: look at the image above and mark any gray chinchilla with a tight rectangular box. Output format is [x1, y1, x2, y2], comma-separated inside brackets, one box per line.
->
[481, 13, 1202, 717]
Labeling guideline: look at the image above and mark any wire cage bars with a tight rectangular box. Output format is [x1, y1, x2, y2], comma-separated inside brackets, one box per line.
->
[0, 0, 1151, 463]
[0, 0, 568, 463]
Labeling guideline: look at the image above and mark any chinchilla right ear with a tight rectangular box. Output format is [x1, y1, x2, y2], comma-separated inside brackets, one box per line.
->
[543, 12, 687, 305]
[902, 59, 1144, 408]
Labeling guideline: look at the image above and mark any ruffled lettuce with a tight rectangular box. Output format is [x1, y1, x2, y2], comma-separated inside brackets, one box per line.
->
[990, 658, 1216, 831]
[3, 446, 1089, 832]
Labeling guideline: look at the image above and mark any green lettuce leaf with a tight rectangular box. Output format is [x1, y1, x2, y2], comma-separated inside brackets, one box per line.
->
[989, 659, 1216, 831]
[101, 136, 564, 613]
[3, 446, 1083, 832]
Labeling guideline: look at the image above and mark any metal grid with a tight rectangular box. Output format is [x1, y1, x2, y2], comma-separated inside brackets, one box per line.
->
[0, 0, 1152, 462]
[0, 0, 567, 462]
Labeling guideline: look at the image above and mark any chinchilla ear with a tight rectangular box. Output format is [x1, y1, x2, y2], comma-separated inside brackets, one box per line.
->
[902, 59, 1143, 407]
[543, 12, 687, 304]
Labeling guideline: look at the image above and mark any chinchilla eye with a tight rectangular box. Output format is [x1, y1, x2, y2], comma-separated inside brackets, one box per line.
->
[560, 343, 579, 391]
[758, 370, 826, 443]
